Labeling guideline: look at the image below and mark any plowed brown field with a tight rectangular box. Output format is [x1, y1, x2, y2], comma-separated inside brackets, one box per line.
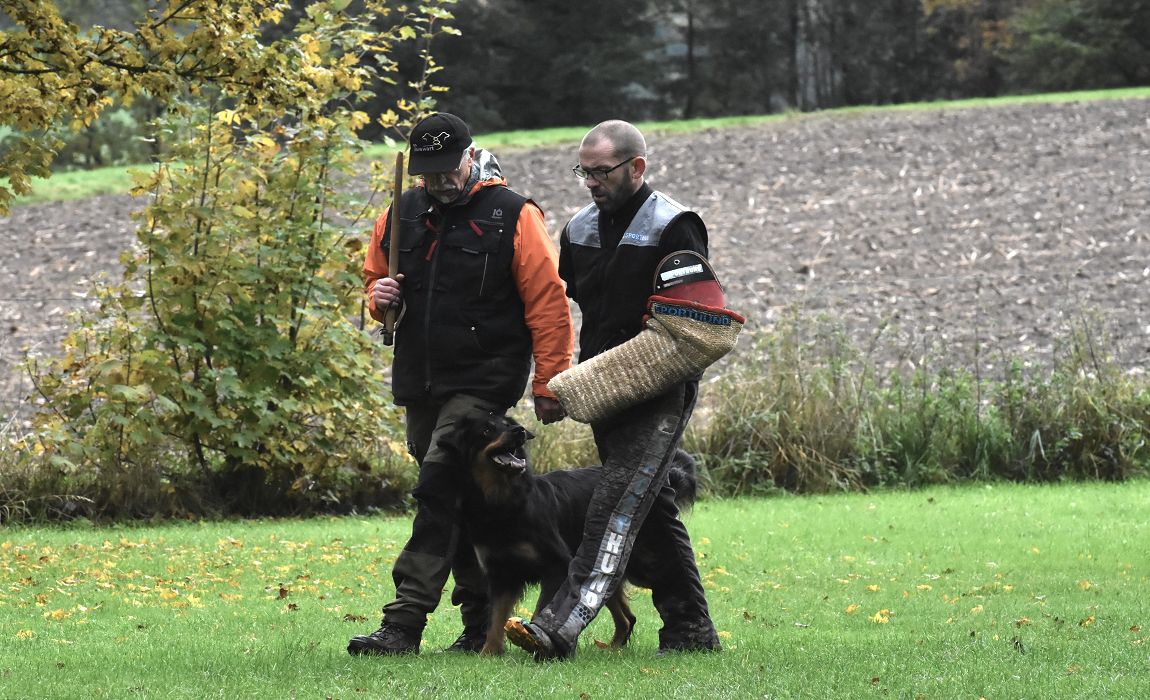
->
[3, 98, 1148, 426]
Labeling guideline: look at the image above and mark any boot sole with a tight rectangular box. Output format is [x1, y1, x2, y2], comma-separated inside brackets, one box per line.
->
[504, 618, 574, 661]
[503, 618, 547, 655]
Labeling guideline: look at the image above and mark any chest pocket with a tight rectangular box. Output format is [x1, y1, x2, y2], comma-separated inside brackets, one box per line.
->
[437, 219, 507, 297]
[385, 217, 432, 290]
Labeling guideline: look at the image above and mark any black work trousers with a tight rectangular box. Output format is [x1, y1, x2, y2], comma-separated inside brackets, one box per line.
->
[533, 381, 716, 651]
[380, 394, 502, 632]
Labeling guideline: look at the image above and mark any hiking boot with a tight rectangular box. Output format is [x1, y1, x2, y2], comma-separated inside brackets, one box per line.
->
[347, 621, 421, 656]
[444, 627, 486, 653]
[656, 622, 722, 657]
[504, 617, 574, 661]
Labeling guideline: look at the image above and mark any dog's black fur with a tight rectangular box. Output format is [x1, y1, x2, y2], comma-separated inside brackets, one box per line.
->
[439, 412, 698, 655]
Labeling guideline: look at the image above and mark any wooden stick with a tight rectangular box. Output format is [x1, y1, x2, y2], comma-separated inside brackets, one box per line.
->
[381, 151, 404, 346]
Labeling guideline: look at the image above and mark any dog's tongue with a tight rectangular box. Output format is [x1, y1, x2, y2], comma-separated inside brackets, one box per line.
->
[492, 452, 526, 471]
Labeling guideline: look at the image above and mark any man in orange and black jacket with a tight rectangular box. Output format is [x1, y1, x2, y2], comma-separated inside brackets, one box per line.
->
[349, 113, 573, 656]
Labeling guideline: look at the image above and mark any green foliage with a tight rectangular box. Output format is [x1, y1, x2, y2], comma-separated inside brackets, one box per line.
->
[6, 0, 1150, 162]
[21, 105, 413, 517]
[688, 316, 876, 496]
[3, 0, 460, 519]
[863, 366, 1012, 485]
[921, 0, 1023, 98]
[690, 315, 1149, 498]
[52, 105, 162, 170]
[0, 0, 457, 211]
[368, 0, 665, 132]
[993, 323, 1150, 482]
[4, 302, 1149, 521]
[1003, 0, 1150, 92]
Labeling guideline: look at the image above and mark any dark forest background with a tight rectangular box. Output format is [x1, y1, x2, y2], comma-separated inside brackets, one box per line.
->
[20, 0, 1150, 165]
[431, 0, 1150, 131]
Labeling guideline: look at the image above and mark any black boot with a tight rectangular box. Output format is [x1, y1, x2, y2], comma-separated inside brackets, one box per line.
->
[656, 620, 721, 657]
[348, 621, 422, 656]
[443, 626, 487, 653]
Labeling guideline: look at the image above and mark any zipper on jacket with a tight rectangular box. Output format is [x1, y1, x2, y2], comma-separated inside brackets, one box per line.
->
[469, 219, 490, 297]
[422, 211, 442, 394]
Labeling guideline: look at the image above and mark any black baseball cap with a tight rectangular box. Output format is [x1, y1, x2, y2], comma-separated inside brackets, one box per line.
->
[408, 112, 472, 175]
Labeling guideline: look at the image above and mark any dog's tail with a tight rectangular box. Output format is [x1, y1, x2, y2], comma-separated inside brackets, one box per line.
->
[667, 448, 699, 510]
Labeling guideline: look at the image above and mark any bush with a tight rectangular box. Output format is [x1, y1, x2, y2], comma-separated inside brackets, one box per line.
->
[690, 317, 1149, 497]
[5, 310, 1147, 522]
[1, 1, 458, 522]
[687, 317, 875, 496]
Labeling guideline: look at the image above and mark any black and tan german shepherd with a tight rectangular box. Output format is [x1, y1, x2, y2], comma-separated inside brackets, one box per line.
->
[438, 412, 698, 656]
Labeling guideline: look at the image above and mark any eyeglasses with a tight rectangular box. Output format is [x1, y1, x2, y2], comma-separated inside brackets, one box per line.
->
[571, 156, 636, 182]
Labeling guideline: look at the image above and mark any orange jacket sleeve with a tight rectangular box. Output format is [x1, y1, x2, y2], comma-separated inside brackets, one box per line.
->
[362, 206, 392, 323]
[513, 201, 574, 399]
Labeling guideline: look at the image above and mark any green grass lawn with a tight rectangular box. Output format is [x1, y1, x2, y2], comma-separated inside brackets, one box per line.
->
[2, 480, 1148, 698]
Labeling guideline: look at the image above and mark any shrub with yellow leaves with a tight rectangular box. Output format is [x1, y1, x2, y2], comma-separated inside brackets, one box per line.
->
[3, 0, 456, 519]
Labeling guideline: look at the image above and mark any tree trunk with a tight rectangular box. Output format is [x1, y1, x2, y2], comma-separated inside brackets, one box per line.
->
[684, 4, 697, 118]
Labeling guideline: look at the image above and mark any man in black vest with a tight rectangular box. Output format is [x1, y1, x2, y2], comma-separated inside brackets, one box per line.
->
[349, 113, 573, 656]
[505, 120, 721, 659]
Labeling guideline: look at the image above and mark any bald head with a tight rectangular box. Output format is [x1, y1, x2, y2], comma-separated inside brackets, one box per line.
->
[581, 120, 647, 161]
[576, 120, 649, 211]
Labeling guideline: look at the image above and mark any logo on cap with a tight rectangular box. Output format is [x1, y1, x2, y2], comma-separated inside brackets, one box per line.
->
[414, 131, 452, 153]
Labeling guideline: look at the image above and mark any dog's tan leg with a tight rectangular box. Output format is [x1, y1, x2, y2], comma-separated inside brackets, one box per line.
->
[605, 587, 636, 647]
[482, 585, 525, 656]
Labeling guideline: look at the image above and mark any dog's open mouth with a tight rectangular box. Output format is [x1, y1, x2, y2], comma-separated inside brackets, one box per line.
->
[483, 428, 531, 475]
[490, 447, 528, 474]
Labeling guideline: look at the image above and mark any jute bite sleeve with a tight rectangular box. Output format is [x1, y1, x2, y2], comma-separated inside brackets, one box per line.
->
[548, 296, 744, 424]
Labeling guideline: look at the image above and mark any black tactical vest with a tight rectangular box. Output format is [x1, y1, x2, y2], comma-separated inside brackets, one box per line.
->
[382, 185, 531, 406]
[563, 191, 706, 360]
